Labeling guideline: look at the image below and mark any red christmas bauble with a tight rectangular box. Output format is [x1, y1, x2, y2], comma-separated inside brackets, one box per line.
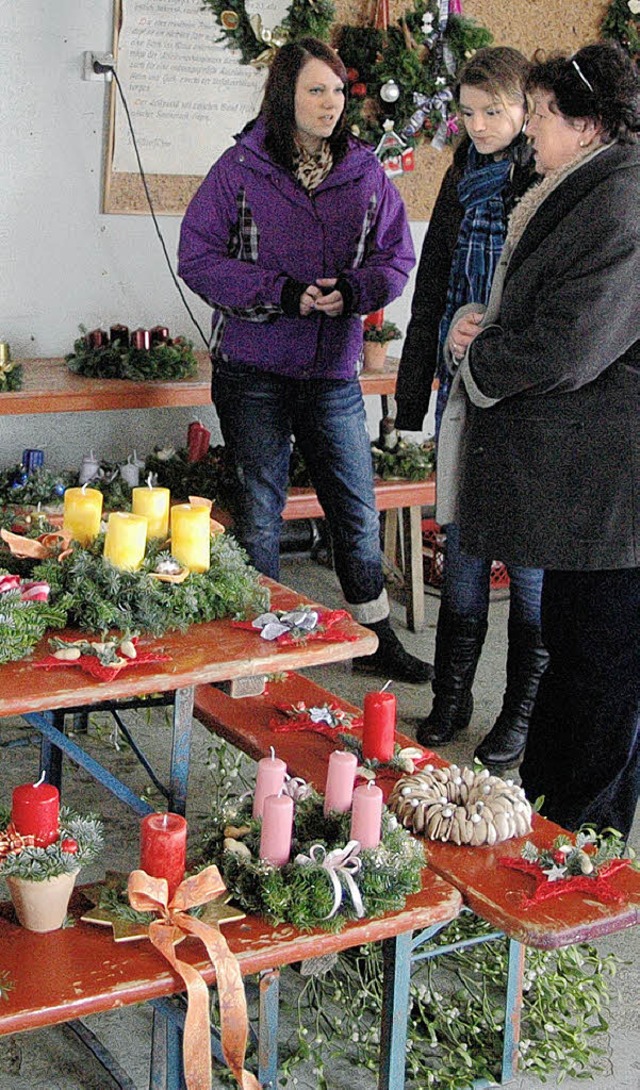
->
[61, 838, 79, 854]
[346, 67, 360, 82]
[351, 82, 367, 98]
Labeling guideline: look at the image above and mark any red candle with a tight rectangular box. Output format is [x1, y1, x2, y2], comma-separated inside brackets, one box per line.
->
[253, 748, 287, 819]
[11, 775, 60, 847]
[349, 781, 383, 849]
[259, 793, 294, 867]
[323, 750, 358, 815]
[87, 328, 108, 349]
[109, 324, 129, 344]
[363, 308, 385, 331]
[362, 691, 396, 762]
[131, 328, 151, 350]
[140, 812, 187, 900]
[150, 324, 170, 344]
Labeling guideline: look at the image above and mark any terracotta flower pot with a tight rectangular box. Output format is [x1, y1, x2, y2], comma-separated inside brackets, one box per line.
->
[6, 870, 79, 932]
[362, 341, 388, 373]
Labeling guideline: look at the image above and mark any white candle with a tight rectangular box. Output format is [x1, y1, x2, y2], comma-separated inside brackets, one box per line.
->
[323, 750, 357, 815]
[252, 747, 287, 819]
[349, 780, 383, 849]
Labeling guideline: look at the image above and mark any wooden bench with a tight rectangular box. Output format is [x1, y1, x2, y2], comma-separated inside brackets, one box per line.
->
[0, 852, 460, 1090]
[193, 673, 640, 1085]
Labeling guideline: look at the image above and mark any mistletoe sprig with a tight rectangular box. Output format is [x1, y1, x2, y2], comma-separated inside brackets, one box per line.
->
[200, 790, 424, 932]
[518, 827, 631, 881]
[66, 332, 198, 382]
[0, 807, 103, 881]
[601, 0, 640, 60]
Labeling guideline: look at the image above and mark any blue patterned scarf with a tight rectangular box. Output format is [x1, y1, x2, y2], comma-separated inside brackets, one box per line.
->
[435, 144, 512, 435]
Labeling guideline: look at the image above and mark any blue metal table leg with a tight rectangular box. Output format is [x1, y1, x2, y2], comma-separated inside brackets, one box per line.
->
[63, 1020, 139, 1090]
[258, 968, 280, 1089]
[378, 929, 413, 1090]
[40, 710, 64, 791]
[501, 938, 525, 1083]
[23, 710, 153, 816]
[149, 1003, 187, 1090]
[168, 687, 195, 816]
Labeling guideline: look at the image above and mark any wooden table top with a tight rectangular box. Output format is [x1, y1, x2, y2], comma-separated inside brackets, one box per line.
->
[0, 581, 377, 720]
[194, 675, 640, 951]
[0, 871, 461, 1037]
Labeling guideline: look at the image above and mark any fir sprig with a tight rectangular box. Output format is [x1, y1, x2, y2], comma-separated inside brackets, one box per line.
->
[0, 808, 103, 881]
[371, 437, 436, 481]
[33, 532, 268, 637]
[0, 363, 23, 392]
[0, 576, 68, 664]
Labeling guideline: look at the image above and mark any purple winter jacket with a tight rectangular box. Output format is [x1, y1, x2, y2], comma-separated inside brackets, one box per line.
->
[177, 118, 415, 380]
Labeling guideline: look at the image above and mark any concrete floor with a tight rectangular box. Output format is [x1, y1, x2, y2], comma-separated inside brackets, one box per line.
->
[0, 549, 638, 1090]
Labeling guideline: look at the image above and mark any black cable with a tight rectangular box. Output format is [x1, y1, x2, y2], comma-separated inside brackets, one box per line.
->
[109, 67, 209, 348]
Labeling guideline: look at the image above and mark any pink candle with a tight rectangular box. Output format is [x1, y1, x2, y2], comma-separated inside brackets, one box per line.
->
[11, 774, 60, 847]
[253, 748, 287, 819]
[259, 793, 294, 867]
[323, 750, 358, 815]
[362, 691, 396, 762]
[349, 781, 383, 849]
[140, 812, 187, 900]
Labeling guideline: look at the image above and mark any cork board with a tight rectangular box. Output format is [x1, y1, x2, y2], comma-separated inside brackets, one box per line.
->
[103, 0, 609, 220]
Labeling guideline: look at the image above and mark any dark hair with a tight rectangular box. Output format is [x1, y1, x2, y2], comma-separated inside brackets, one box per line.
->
[455, 46, 531, 112]
[261, 37, 349, 169]
[528, 41, 640, 144]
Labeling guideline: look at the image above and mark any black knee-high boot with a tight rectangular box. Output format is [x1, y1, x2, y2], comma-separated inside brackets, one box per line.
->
[353, 616, 434, 684]
[416, 606, 488, 747]
[474, 620, 549, 770]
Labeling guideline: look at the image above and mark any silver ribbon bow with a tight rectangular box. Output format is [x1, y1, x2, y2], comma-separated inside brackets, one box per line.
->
[252, 608, 319, 641]
[402, 88, 454, 148]
[282, 775, 314, 802]
[295, 840, 365, 919]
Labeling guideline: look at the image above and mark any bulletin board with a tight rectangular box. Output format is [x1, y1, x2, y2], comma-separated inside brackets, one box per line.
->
[103, 0, 610, 220]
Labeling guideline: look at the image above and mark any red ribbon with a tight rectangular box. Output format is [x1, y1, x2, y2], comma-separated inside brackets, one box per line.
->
[128, 867, 260, 1090]
[0, 822, 36, 863]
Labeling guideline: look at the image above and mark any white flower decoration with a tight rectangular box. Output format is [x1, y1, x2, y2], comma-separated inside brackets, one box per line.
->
[628, 0, 640, 14]
[421, 12, 434, 33]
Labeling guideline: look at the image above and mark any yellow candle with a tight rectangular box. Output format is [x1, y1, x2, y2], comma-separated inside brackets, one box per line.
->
[132, 486, 170, 539]
[170, 503, 210, 573]
[62, 487, 103, 545]
[103, 512, 148, 571]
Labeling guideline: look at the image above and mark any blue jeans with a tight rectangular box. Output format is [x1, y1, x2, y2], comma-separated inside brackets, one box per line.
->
[212, 361, 388, 621]
[442, 523, 543, 627]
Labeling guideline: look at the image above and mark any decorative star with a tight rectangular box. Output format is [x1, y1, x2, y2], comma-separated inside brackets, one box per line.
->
[80, 871, 245, 942]
[542, 863, 568, 882]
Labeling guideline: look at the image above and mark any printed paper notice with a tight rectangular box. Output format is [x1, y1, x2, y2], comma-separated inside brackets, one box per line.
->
[112, 0, 289, 176]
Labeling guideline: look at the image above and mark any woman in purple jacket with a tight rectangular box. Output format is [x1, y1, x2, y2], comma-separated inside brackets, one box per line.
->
[178, 37, 432, 683]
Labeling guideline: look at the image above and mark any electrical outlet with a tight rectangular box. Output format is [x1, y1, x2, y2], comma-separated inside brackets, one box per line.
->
[82, 51, 115, 81]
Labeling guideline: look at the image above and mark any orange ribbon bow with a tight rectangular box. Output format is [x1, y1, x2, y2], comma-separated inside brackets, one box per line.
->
[128, 866, 260, 1090]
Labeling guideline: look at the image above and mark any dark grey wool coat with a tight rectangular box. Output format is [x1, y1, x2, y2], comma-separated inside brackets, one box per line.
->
[456, 142, 640, 570]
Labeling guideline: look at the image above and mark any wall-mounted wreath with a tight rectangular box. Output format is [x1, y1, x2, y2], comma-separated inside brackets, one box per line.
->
[200, 0, 492, 150]
[601, 0, 640, 60]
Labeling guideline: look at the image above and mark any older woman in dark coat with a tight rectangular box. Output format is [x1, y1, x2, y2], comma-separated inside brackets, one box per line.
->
[445, 42, 640, 840]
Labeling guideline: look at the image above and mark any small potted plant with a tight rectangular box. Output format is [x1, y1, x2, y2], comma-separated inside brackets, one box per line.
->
[362, 316, 402, 372]
[0, 807, 103, 931]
